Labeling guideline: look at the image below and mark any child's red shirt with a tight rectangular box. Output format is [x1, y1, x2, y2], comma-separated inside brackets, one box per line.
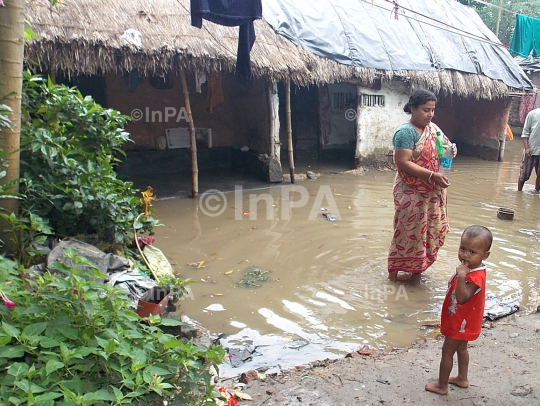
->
[440, 265, 486, 341]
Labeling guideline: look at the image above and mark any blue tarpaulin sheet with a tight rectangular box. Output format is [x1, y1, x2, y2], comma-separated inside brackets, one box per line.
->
[262, 0, 532, 90]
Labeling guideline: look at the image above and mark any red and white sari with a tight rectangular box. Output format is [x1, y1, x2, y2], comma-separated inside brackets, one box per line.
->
[388, 123, 449, 274]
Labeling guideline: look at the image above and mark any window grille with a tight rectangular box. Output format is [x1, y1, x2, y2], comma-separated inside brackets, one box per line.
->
[332, 92, 356, 111]
[360, 94, 385, 107]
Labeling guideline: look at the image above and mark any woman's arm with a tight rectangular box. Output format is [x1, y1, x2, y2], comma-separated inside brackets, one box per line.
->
[395, 149, 450, 188]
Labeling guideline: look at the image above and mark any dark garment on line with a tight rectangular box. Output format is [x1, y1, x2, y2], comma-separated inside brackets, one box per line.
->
[191, 0, 262, 80]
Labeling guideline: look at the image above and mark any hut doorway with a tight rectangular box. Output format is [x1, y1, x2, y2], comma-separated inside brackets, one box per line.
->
[319, 83, 357, 165]
[278, 83, 319, 169]
[278, 82, 356, 170]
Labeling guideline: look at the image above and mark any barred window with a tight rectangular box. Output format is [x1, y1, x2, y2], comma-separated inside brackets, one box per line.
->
[360, 94, 385, 107]
[332, 92, 356, 112]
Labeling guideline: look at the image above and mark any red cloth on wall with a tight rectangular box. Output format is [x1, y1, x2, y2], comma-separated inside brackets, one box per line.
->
[519, 93, 537, 123]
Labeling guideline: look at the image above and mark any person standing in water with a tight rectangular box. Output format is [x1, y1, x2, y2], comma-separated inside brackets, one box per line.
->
[388, 89, 457, 281]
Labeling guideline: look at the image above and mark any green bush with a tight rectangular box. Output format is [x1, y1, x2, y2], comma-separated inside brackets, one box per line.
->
[19, 73, 157, 244]
[0, 252, 225, 405]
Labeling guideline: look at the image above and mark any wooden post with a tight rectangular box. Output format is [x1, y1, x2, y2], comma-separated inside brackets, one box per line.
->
[180, 70, 198, 198]
[495, 0, 503, 36]
[285, 78, 295, 183]
[268, 81, 275, 158]
[268, 80, 280, 161]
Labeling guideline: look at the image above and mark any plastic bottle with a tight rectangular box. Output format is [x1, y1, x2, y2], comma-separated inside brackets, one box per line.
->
[440, 144, 453, 176]
[435, 131, 444, 160]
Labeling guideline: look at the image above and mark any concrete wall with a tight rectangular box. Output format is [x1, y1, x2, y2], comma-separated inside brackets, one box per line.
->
[355, 81, 410, 166]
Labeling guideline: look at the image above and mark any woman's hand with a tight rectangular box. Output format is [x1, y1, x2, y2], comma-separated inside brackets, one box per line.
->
[451, 143, 457, 158]
[432, 172, 450, 188]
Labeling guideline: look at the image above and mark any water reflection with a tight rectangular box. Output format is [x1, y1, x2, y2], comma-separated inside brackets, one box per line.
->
[152, 138, 540, 377]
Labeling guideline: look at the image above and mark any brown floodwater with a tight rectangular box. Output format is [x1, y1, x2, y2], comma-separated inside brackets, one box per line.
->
[151, 138, 540, 377]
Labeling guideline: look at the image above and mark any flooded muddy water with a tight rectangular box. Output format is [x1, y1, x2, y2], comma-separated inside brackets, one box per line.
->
[151, 138, 540, 377]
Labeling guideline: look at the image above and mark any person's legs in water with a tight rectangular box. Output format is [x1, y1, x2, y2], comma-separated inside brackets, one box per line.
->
[518, 151, 532, 191]
[534, 156, 540, 192]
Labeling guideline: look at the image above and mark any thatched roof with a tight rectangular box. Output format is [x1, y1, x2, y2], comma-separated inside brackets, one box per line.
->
[25, 0, 529, 99]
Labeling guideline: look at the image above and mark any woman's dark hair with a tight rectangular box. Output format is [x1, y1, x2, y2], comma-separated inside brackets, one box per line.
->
[403, 89, 437, 114]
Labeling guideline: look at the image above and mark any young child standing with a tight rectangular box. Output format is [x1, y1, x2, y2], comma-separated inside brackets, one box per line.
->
[426, 225, 492, 395]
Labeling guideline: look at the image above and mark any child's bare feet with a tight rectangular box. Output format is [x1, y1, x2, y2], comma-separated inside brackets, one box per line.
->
[425, 381, 448, 395]
[388, 271, 398, 281]
[448, 376, 469, 388]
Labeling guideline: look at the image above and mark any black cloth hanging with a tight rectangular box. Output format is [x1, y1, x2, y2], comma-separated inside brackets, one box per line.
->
[191, 0, 262, 80]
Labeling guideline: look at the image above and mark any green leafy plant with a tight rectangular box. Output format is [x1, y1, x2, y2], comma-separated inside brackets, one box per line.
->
[0, 210, 53, 267]
[0, 251, 225, 405]
[19, 72, 159, 244]
[0, 104, 35, 262]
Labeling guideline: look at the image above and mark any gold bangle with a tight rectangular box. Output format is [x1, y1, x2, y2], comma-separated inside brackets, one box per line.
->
[428, 171, 434, 182]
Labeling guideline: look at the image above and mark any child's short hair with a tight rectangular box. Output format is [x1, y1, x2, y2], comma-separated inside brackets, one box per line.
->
[463, 225, 492, 250]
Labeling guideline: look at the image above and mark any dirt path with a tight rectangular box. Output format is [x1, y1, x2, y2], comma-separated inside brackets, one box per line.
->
[220, 313, 540, 406]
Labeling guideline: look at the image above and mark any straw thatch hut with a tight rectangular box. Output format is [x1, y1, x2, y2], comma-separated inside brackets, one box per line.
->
[25, 0, 533, 185]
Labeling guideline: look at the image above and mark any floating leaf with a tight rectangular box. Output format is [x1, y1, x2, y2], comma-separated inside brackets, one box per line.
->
[212, 293, 223, 296]
[225, 270, 234, 275]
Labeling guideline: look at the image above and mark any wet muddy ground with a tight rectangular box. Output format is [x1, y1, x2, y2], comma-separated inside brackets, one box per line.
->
[229, 313, 540, 405]
[148, 137, 540, 379]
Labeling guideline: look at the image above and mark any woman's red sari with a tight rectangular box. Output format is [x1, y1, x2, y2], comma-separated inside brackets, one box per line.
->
[388, 123, 449, 274]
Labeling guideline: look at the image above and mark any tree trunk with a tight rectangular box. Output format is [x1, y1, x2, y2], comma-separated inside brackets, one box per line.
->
[0, 0, 24, 214]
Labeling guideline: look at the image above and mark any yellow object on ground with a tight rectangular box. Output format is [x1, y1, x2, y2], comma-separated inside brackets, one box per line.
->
[506, 124, 514, 140]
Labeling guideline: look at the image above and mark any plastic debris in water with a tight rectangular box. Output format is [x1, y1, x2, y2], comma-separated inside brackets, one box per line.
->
[322, 213, 338, 221]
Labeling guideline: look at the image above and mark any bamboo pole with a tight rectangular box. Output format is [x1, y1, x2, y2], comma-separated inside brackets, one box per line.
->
[495, 0, 503, 36]
[285, 78, 295, 183]
[180, 70, 198, 198]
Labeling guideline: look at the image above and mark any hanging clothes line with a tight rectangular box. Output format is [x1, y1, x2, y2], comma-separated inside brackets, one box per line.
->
[464, 0, 515, 15]
[361, 0, 507, 48]
[509, 14, 540, 58]
[190, 0, 262, 80]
